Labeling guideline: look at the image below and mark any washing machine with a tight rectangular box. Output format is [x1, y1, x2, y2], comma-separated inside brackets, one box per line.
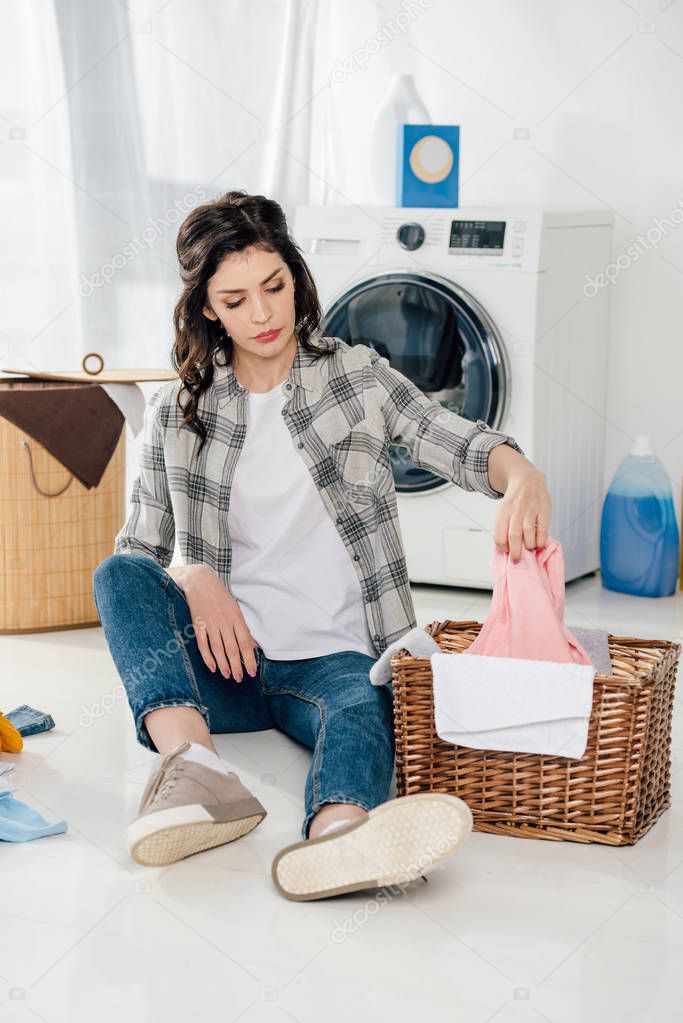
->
[293, 205, 613, 588]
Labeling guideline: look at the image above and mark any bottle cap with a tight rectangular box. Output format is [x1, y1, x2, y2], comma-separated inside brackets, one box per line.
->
[631, 435, 654, 457]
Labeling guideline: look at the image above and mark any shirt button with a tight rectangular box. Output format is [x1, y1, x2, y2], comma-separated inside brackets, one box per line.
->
[297, 441, 304, 449]
[373, 634, 381, 643]
[281, 408, 286, 416]
[353, 554, 360, 561]
[285, 382, 292, 391]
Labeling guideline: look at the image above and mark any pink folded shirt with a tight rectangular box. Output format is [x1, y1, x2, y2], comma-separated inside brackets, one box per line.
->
[463, 537, 592, 665]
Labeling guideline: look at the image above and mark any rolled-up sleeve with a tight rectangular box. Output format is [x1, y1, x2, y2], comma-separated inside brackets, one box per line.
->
[368, 348, 525, 499]
[114, 388, 175, 566]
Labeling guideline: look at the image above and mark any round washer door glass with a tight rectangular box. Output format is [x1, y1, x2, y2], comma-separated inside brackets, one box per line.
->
[324, 272, 508, 493]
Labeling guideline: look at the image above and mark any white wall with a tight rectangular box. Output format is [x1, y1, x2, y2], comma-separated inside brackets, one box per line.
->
[314, 0, 683, 495]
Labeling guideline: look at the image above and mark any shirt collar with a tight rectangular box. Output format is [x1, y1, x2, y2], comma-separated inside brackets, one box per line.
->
[211, 329, 336, 406]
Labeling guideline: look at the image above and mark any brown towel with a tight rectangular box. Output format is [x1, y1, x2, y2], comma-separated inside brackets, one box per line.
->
[0, 380, 124, 489]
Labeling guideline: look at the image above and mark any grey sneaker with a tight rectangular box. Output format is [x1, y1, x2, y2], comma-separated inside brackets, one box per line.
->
[125, 740, 267, 866]
[271, 793, 472, 901]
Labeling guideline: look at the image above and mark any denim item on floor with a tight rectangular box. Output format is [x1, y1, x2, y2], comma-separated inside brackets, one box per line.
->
[6, 705, 55, 737]
[0, 791, 67, 842]
[92, 551, 395, 839]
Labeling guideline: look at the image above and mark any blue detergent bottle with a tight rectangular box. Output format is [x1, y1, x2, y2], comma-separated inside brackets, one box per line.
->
[600, 436, 680, 597]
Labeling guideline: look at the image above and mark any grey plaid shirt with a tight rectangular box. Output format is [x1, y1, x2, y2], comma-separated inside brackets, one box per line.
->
[114, 332, 524, 655]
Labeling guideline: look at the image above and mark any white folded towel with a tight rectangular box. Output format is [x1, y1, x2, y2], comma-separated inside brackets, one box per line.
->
[431, 652, 595, 759]
[369, 626, 440, 686]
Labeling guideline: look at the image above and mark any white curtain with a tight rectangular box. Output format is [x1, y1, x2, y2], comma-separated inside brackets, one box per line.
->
[0, 0, 81, 376]
[1, 0, 322, 375]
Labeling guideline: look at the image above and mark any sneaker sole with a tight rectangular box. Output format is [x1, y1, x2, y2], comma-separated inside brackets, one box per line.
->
[271, 792, 473, 901]
[126, 801, 266, 867]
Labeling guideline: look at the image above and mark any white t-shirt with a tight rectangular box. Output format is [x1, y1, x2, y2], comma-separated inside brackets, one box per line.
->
[226, 380, 377, 660]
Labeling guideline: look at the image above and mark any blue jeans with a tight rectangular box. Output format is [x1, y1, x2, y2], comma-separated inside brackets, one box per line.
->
[92, 552, 395, 838]
[5, 705, 55, 737]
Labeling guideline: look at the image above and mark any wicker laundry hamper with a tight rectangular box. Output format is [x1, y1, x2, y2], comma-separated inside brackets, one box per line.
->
[0, 417, 125, 633]
[392, 619, 681, 845]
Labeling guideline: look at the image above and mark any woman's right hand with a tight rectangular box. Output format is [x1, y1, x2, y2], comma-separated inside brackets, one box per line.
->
[166, 564, 258, 683]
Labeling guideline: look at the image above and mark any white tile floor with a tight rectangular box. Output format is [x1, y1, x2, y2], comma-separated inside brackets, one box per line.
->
[1, 571, 682, 1023]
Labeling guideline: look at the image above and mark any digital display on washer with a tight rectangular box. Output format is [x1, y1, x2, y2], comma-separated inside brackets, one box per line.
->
[449, 220, 506, 253]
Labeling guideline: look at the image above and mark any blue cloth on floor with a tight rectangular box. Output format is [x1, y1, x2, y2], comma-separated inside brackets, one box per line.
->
[0, 791, 67, 842]
[5, 704, 55, 737]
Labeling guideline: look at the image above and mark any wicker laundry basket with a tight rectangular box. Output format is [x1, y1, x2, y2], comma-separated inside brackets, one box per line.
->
[0, 417, 125, 633]
[392, 619, 681, 845]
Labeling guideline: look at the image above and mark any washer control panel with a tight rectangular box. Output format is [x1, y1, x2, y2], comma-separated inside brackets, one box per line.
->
[448, 219, 506, 255]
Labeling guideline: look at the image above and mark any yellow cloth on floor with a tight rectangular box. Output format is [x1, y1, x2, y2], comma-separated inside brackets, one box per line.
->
[0, 712, 23, 753]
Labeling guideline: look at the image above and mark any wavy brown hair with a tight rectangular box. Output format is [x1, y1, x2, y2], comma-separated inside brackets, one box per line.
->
[172, 190, 325, 450]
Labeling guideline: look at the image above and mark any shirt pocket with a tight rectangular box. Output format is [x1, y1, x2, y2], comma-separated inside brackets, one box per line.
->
[328, 409, 392, 506]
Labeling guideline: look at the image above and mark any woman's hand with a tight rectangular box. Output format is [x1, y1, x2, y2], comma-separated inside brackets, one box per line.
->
[166, 564, 258, 682]
[488, 445, 552, 559]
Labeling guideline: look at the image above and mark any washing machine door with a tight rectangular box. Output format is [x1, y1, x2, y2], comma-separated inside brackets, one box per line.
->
[324, 271, 509, 494]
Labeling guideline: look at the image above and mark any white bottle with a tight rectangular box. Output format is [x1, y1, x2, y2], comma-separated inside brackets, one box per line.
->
[370, 72, 431, 205]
